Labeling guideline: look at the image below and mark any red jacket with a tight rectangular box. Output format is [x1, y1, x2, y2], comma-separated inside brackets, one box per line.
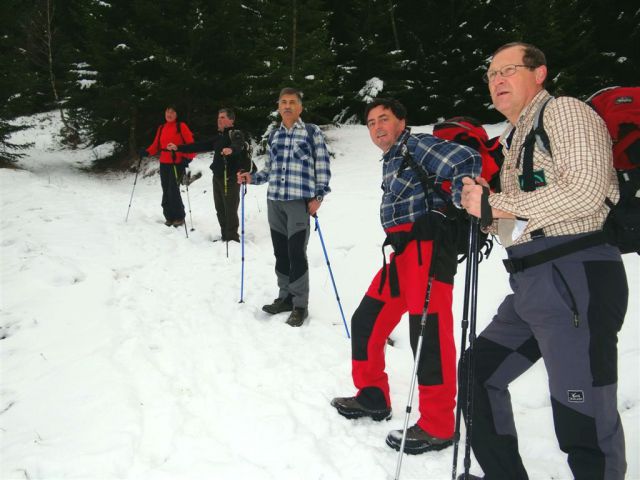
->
[145, 121, 195, 164]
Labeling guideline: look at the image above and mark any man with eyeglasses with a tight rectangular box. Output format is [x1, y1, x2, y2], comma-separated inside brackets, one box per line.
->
[459, 42, 628, 480]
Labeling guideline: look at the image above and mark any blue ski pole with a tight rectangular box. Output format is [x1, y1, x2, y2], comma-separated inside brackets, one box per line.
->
[239, 181, 247, 303]
[314, 215, 350, 338]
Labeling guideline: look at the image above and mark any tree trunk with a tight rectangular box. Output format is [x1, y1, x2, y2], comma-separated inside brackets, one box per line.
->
[43, 0, 79, 146]
[387, 0, 400, 50]
[291, 0, 297, 78]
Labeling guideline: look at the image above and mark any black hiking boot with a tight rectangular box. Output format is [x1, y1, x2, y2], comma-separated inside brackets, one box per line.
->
[164, 219, 173, 226]
[385, 424, 453, 454]
[173, 219, 185, 227]
[330, 396, 392, 421]
[285, 307, 308, 327]
[262, 296, 293, 315]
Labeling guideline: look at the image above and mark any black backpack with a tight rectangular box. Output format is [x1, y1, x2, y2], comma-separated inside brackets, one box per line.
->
[229, 129, 257, 174]
[522, 89, 640, 255]
[399, 141, 493, 263]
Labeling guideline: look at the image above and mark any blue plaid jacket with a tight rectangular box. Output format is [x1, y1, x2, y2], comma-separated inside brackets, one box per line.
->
[380, 128, 481, 228]
[254, 119, 331, 201]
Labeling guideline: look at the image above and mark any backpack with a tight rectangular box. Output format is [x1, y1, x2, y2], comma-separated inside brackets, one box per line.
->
[430, 118, 505, 261]
[432, 117, 504, 192]
[400, 128, 498, 263]
[523, 87, 640, 255]
[229, 129, 257, 174]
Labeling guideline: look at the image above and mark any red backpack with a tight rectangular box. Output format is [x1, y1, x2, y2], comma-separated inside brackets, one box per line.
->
[523, 87, 640, 254]
[432, 116, 504, 193]
[587, 86, 640, 171]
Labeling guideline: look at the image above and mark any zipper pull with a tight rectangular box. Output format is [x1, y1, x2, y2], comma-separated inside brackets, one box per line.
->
[573, 312, 580, 328]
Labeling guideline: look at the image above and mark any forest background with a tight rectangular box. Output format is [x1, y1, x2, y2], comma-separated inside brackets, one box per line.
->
[1, 0, 638, 167]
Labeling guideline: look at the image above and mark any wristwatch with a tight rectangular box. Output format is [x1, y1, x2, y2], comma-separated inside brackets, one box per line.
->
[315, 195, 324, 203]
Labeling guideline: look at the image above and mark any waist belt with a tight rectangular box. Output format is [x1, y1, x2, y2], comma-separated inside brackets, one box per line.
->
[378, 214, 443, 297]
[502, 231, 607, 273]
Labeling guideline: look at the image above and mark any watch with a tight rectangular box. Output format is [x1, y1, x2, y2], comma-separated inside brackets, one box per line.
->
[315, 195, 324, 203]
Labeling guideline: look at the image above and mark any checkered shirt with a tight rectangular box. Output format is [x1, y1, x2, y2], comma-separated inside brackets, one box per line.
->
[253, 119, 331, 201]
[380, 128, 482, 229]
[488, 90, 618, 245]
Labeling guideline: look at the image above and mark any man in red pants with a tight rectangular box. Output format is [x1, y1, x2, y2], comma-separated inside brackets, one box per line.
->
[331, 98, 481, 454]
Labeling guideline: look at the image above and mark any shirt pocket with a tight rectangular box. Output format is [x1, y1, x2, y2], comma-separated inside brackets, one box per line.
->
[292, 142, 313, 170]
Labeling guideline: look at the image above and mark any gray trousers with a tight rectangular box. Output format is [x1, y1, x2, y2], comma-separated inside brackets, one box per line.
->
[462, 234, 628, 480]
[267, 199, 310, 309]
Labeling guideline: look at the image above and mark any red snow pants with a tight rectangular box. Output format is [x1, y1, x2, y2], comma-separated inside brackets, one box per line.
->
[350, 222, 457, 439]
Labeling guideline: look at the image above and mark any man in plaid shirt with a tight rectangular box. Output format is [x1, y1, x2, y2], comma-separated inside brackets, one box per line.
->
[331, 98, 481, 455]
[238, 87, 331, 327]
[460, 42, 628, 480]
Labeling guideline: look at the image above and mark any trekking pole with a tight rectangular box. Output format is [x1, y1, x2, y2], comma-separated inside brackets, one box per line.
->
[462, 219, 481, 479]
[313, 215, 350, 339]
[184, 168, 195, 232]
[125, 154, 143, 222]
[393, 272, 436, 480]
[239, 180, 247, 303]
[167, 149, 188, 238]
[451, 218, 480, 480]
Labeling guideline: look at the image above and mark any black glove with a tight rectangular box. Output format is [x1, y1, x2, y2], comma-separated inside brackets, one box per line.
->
[182, 159, 191, 168]
[139, 148, 149, 158]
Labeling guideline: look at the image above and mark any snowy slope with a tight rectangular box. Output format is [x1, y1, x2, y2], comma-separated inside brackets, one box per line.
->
[0, 112, 638, 480]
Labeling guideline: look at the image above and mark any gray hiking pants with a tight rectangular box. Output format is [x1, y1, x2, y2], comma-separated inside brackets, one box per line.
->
[267, 199, 310, 309]
[462, 234, 628, 480]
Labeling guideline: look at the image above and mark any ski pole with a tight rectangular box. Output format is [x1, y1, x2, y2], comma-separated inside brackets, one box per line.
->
[184, 170, 194, 232]
[452, 218, 480, 480]
[239, 181, 247, 303]
[393, 227, 443, 480]
[125, 154, 143, 222]
[394, 273, 436, 480]
[313, 215, 350, 339]
[462, 219, 480, 479]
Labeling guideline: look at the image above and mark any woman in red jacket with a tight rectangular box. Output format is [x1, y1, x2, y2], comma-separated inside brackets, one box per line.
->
[140, 106, 195, 226]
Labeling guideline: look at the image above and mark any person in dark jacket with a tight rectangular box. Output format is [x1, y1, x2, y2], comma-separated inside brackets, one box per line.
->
[140, 105, 195, 227]
[169, 108, 251, 242]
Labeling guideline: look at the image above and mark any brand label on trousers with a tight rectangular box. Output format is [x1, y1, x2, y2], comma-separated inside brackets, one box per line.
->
[568, 390, 585, 403]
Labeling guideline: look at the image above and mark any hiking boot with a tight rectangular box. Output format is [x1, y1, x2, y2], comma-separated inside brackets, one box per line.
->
[285, 307, 308, 327]
[385, 424, 453, 455]
[457, 475, 483, 480]
[262, 296, 293, 315]
[173, 219, 185, 227]
[330, 396, 392, 421]
[164, 219, 173, 226]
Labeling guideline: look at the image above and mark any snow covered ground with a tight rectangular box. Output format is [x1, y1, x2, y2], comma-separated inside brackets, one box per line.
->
[1, 112, 638, 480]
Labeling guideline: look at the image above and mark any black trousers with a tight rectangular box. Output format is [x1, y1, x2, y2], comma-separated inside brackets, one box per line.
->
[212, 175, 240, 240]
[159, 163, 185, 222]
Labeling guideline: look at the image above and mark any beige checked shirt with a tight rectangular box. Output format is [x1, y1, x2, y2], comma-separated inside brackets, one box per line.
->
[488, 89, 618, 247]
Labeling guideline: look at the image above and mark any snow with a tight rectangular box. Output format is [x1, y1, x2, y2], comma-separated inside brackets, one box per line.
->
[1, 112, 638, 480]
[357, 78, 384, 103]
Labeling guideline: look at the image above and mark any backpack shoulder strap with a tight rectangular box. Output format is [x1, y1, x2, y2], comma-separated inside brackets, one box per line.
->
[520, 97, 554, 191]
[176, 122, 186, 144]
[156, 124, 164, 152]
[305, 123, 318, 159]
[399, 140, 449, 208]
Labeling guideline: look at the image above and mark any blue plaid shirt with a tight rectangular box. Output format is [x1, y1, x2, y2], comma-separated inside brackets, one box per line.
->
[254, 119, 331, 201]
[380, 128, 482, 228]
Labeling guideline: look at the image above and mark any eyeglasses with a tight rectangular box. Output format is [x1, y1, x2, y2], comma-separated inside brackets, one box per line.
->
[483, 64, 537, 83]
